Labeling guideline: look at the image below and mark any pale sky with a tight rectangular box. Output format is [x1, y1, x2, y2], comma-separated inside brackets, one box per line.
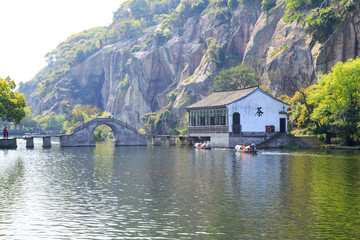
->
[0, 0, 123, 85]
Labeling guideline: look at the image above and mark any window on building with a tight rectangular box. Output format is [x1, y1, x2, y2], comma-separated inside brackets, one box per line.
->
[210, 116, 215, 125]
[190, 109, 227, 126]
[220, 116, 226, 125]
[191, 116, 196, 126]
[200, 116, 205, 125]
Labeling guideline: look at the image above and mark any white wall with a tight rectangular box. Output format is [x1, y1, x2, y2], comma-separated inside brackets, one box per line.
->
[227, 89, 289, 133]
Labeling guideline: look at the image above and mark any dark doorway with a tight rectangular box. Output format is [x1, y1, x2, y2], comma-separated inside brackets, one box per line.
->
[280, 118, 286, 133]
[232, 113, 240, 134]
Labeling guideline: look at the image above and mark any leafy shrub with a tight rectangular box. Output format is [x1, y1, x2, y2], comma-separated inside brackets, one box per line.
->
[214, 7, 231, 21]
[270, 45, 288, 57]
[305, 7, 340, 43]
[184, 76, 193, 83]
[228, 0, 238, 10]
[153, 14, 169, 24]
[167, 88, 179, 102]
[261, 0, 276, 12]
[161, 0, 209, 30]
[283, 0, 309, 22]
[206, 38, 227, 67]
[138, 128, 146, 134]
[283, 0, 355, 43]
[154, 28, 172, 45]
[118, 74, 130, 95]
[140, 105, 180, 134]
[130, 44, 142, 53]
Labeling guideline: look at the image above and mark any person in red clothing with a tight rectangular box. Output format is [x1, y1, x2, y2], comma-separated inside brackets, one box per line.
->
[3, 127, 8, 139]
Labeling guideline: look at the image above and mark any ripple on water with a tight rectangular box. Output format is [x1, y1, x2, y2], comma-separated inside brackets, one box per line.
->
[1, 142, 360, 239]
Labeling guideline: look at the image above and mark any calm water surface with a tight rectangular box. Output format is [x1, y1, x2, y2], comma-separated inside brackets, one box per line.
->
[0, 139, 359, 239]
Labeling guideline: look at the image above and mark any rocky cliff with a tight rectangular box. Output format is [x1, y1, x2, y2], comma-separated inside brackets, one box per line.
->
[21, 1, 360, 129]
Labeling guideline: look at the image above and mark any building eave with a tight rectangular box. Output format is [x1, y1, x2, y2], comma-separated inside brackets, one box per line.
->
[186, 105, 227, 111]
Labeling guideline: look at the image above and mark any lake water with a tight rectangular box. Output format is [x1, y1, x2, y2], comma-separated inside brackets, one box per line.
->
[1, 139, 359, 239]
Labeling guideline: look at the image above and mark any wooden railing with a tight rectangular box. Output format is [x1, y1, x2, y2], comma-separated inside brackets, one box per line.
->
[188, 125, 229, 134]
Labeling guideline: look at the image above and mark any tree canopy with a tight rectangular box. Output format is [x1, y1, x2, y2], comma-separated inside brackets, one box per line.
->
[287, 58, 360, 145]
[16, 104, 106, 134]
[0, 77, 27, 124]
[212, 64, 259, 91]
[308, 57, 360, 145]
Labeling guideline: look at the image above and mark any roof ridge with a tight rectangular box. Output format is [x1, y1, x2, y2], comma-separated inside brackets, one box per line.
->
[186, 86, 259, 110]
[213, 86, 259, 93]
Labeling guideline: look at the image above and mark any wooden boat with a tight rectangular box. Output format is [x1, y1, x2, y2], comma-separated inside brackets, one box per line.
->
[235, 145, 257, 153]
[194, 142, 212, 149]
[237, 149, 257, 153]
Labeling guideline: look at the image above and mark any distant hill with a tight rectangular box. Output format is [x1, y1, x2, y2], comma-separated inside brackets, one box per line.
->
[19, 0, 360, 130]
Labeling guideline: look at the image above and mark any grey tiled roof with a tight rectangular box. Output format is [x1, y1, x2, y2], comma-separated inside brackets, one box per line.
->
[186, 86, 259, 110]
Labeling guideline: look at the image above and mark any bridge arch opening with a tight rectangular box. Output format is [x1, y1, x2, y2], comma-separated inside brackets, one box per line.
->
[60, 118, 147, 147]
[92, 123, 118, 144]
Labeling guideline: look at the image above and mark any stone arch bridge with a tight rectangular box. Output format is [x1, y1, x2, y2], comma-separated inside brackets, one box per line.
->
[60, 118, 147, 147]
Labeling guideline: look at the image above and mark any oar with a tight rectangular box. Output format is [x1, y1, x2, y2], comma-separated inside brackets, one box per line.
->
[212, 144, 225, 147]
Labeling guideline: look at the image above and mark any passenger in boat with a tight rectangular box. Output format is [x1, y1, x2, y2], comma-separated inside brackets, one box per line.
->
[199, 142, 203, 147]
[251, 143, 256, 151]
[206, 141, 211, 148]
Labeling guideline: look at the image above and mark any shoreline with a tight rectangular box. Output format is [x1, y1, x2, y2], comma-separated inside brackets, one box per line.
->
[322, 145, 360, 150]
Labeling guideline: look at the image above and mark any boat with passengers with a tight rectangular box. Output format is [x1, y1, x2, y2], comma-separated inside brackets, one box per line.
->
[235, 143, 257, 153]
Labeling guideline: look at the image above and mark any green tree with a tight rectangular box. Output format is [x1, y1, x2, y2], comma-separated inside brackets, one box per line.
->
[75, 49, 86, 64]
[308, 58, 360, 145]
[287, 85, 316, 135]
[283, 0, 309, 22]
[38, 112, 66, 133]
[228, 0, 238, 10]
[306, 6, 340, 43]
[129, 0, 150, 20]
[64, 104, 103, 131]
[0, 77, 27, 123]
[19, 106, 37, 131]
[261, 0, 276, 13]
[94, 125, 113, 141]
[154, 28, 172, 45]
[213, 64, 259, 91]
[118, 74, 130, 95]
[140, 105, 179, 134]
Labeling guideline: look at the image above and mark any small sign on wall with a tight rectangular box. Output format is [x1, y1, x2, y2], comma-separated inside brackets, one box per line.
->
[256, 107, 263, 117]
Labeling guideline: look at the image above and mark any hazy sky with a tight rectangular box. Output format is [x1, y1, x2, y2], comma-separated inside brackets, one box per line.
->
[0, 0, 122, 85]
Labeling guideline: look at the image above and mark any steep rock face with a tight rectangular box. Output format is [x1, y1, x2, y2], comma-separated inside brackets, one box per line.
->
[25, 3, 360, 128]
[243, 3, 315, 96]
[43, 49, 106, 114]
[316, 9, 360, 74]
[175, 5, 263, 109]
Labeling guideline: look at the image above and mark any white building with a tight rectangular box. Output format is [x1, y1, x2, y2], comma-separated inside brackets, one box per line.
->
[185, 87, 290, 147]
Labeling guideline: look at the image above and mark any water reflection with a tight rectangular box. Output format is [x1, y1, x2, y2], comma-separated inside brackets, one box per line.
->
[0, 142, 359, 239]
[0, 157, 25, 228]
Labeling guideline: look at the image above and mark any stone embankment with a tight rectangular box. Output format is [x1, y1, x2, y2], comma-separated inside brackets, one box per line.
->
[258, 134, 324, 149]
[0, 139, 17, 149]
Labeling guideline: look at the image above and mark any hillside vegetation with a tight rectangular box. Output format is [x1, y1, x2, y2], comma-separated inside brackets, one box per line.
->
[16, 0, 360, 144]
[21, 0, 358, 98]
[21, 0, 181, 99]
